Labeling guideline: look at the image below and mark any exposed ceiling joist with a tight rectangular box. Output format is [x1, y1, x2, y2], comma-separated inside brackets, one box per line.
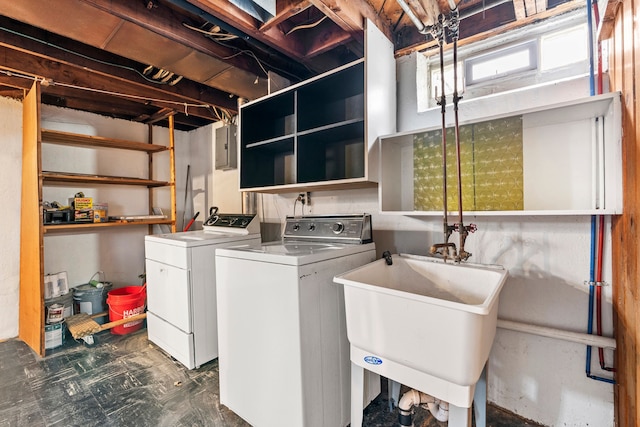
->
[0, 0, 581, 131]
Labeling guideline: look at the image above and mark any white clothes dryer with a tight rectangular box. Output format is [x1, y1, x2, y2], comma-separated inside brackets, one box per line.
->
[144, 213, 261, 369]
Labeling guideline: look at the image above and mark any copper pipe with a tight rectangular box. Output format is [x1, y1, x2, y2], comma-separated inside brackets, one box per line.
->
[434, 16, 450, 246]
[450, 10, 467, 259]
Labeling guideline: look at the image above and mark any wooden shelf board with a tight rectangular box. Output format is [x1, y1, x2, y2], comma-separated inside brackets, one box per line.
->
[41, 129, 168, 153]
[42, 172, 171, 187]
[44, 219, 174, 233]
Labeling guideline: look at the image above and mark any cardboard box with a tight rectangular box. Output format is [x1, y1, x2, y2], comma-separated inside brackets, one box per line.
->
[74, 209, 93, 222]
[93, 203, 108, 223]
[69, 197, 93, 210]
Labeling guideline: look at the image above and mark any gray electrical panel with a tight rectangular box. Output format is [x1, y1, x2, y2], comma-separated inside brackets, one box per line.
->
[215, 124, 237, 170]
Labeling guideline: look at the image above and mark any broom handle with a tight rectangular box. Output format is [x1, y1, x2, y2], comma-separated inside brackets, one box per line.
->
[99, 312, 147, 331]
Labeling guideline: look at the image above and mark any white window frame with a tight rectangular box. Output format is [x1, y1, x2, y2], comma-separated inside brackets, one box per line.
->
[465, 40, 538, 85]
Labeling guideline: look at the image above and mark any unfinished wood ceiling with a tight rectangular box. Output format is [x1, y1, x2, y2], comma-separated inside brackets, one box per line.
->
[0, 0, 582, 130]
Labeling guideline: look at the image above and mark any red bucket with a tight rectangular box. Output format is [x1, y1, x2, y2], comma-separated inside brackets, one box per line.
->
[106, 285, 146, 335]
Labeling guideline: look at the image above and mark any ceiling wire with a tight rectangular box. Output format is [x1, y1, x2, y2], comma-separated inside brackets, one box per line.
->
[182, 19, 304, 81]
[0, 25, 185, 86]
[285, 15, 328, 35]
[182, 22, 239, 40]
[0, 68, 233, 121]
[222, 48, 270, 77]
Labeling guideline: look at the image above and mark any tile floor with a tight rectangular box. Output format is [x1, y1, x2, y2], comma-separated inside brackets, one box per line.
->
[0, 328, 542, 426]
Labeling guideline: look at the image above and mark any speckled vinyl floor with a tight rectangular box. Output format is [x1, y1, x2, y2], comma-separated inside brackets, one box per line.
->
[0, 328, 542, 426]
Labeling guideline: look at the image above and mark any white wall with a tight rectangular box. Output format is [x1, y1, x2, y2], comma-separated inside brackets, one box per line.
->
[185, 122, 242, 231]
[0, 96, 23, 339]
[38, 106, 191, 289]
[255, 54, 615, 427]
[0, 102, 190, 340]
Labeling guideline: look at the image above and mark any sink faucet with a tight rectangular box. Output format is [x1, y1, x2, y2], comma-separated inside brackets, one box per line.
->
[430, 222, 476, 263]
[430, 242, 458, 261]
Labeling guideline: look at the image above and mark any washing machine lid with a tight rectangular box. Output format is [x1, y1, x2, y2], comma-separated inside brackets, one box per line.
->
[215, 241, 376, 266]
[145, 230, 261, 247]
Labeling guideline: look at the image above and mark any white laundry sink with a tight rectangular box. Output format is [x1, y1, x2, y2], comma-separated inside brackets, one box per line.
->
[334, 253, 508, 404]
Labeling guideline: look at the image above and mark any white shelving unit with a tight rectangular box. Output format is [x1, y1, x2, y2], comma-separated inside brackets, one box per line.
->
[379, 92, 622, 216]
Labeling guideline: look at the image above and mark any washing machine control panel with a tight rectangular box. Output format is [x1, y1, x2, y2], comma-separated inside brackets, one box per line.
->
[283, 214, 372, 243]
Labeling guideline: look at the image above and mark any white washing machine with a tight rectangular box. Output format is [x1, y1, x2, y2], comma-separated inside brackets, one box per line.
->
[144, 213, 261, 369]
[215, 214, 380, 427]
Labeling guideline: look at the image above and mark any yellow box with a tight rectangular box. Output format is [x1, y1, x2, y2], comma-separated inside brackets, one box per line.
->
[69, 197, 93, 210]
[93, 203, 108, 223]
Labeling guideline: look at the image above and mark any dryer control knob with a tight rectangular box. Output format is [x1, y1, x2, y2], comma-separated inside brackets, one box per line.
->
[332, 222, 344, 234]
[308, 224, 316, 231]
[293, 223, 300, 231]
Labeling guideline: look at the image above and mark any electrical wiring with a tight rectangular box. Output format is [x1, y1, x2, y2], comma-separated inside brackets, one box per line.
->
[183, 20, 298, 80]
[221, 47, 270, 77]
[0, 68, 232, 121]
[207, 105, 234, 124]
[212, 37, 306, 82]
[285, 15, 328, 35]
[0, 25, 183, 86]
[182, 22, 239, 40]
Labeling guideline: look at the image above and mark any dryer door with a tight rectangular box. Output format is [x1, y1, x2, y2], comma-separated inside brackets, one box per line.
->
[146, 259, 192, 333]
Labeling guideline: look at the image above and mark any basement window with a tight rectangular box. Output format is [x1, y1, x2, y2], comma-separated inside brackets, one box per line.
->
[417, 10, 592, 112]
[540, 24, 588, 70]
[465, 41, 538, 85]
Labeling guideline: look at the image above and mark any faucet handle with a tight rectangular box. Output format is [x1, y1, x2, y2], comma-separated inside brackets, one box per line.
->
[382, 251, 393, 265]
[467, 223, 477, 233]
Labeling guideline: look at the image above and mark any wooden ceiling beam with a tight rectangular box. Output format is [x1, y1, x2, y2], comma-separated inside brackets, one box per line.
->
[524, 0, 538, 16]
[187, 0, 310, 61]
[260, 0, 313, 32]
[41, 88, 209, 130]
[535, 0, 548, 13]
[513, 0, 528, 19]
[309, 0, 394, 42]
[79, 0, 265, 80]
[0, 74, 33, 91]
[0, 18, 237, 113]
[0, 45, 219, 122]
[304, 27, 353, 58]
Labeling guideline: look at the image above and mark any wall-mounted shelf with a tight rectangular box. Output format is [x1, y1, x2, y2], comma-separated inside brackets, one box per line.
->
[379, 92, 623, 216]
[239, 19, 396, 193]
[42, 172, 170, 187]
[41, 129, 169, 153]
[44, 218, 173, 233]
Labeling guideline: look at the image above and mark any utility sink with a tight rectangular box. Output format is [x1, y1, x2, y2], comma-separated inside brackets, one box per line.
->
[334, 253, 508, 408]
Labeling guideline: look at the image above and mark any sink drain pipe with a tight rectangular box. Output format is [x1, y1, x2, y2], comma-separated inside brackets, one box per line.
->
[398, 389, 449, 425]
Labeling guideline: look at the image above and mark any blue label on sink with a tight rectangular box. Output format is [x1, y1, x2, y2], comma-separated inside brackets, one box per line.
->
[364, 356, 383, 365]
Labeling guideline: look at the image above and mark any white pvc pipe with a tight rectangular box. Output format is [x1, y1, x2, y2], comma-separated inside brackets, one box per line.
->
[497, 319, 616, 349]
[395, 0, 430, 34]
[399, 389, 449, 423]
